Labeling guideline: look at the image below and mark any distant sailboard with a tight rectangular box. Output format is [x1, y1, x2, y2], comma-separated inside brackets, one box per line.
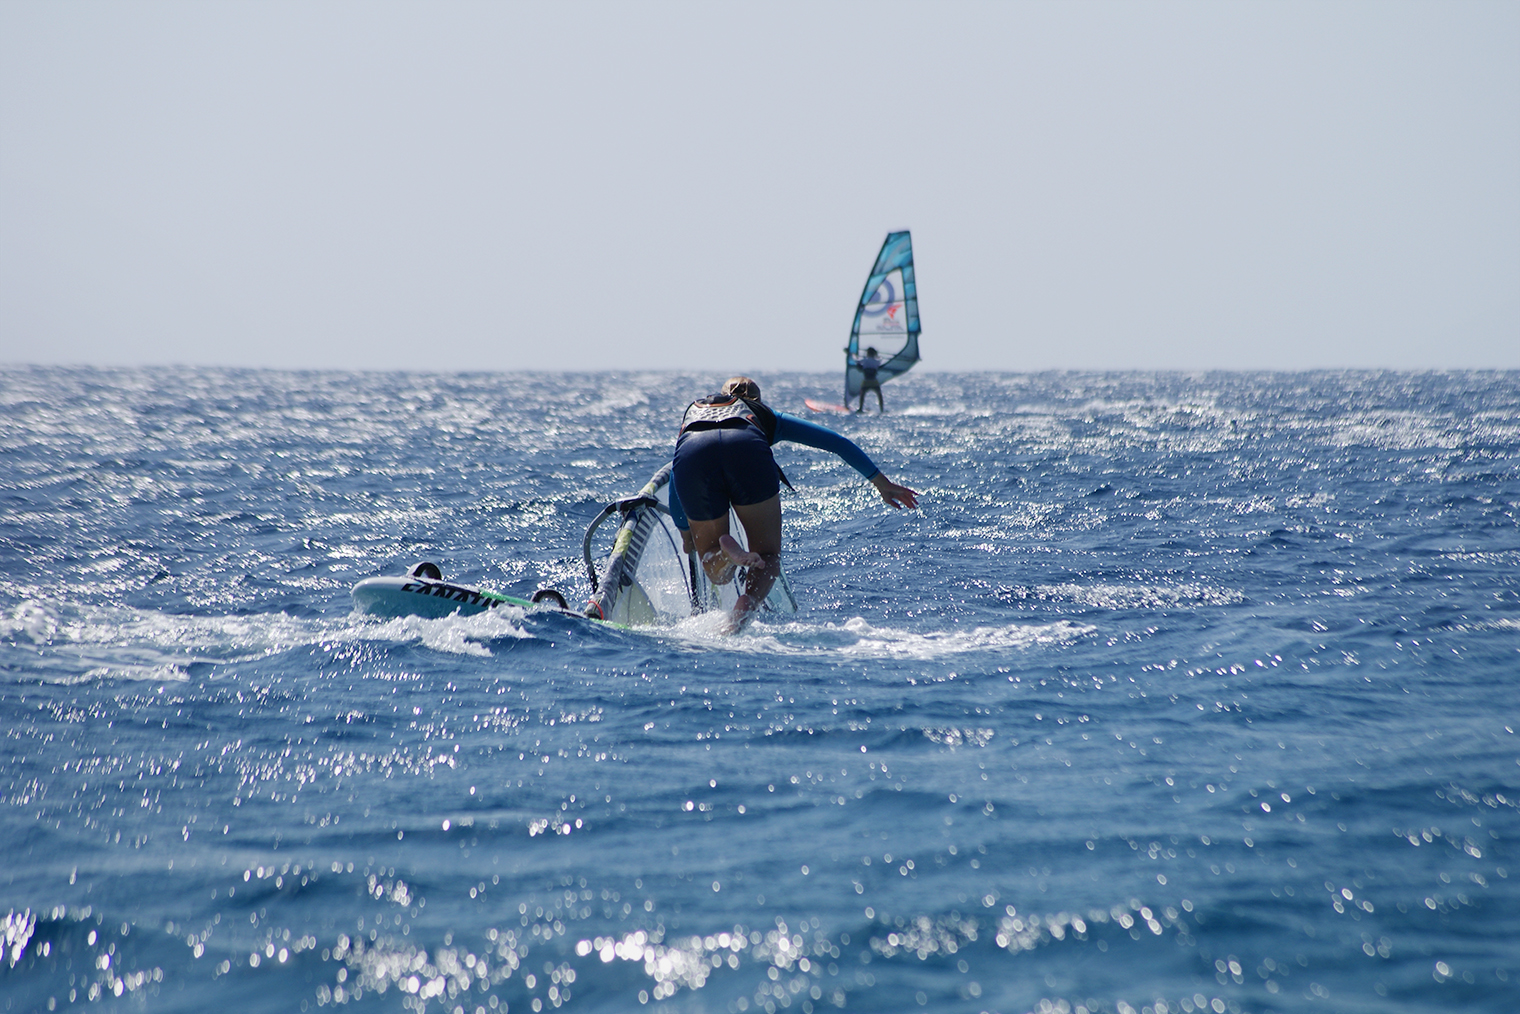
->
[841, 230, 921, 407]
[351, 463, 797, 628]
[803, 397, 850, 414]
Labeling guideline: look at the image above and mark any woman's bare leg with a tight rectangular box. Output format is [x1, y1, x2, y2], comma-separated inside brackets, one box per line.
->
[727, 495, 782, 630]
[686, 496, 781, 631]
[687, 516, 737, 584]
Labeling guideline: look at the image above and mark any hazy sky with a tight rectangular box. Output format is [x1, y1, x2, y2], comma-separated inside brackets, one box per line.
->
[2, 1, 1516, 372]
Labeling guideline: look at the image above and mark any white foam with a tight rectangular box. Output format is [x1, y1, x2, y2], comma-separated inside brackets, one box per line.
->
[66, 663, 191, 685]
[821, 617, 1096, 659]
[4, 596, 536, 683]
[1012, 583, 1245, 610]
[898, 403, 975, 417]
[5, 602, 57, 644]
[11, 591, 1092, 675]
[664, 609, 742, 642]
[663, 614, 1095, 659]
[356, 608, 532, 657]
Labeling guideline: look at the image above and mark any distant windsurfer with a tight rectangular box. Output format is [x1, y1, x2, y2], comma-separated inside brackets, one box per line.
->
[670, 376, 918, 633]
[854, 347, 885, 413]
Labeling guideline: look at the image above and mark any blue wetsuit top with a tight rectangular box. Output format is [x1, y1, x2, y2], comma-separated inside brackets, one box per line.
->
[668, 412, 879, 530]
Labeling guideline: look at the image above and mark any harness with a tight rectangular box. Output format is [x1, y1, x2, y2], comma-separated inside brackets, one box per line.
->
[679, 393, 780, 441]
[678, 393, 792, 491]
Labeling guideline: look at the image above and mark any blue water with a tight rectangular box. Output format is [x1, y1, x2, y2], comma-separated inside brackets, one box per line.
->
[2, 368, 1517, 1014]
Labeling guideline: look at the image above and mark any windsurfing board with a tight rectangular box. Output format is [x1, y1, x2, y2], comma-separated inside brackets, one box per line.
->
[351, 568, 584, 622]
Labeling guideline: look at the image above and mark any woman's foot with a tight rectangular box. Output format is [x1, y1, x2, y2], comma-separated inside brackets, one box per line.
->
[718, 534, 764, 570]
[699, 546, 736, 585]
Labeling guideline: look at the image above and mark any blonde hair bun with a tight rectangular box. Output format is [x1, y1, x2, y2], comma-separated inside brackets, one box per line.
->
[722, 376, 761, 401]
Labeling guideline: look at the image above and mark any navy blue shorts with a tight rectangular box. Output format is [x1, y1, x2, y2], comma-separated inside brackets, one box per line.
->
[672, 423, 780, 523]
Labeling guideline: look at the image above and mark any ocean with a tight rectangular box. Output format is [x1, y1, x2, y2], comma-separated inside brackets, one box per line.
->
[1, 367, 1516, 1014]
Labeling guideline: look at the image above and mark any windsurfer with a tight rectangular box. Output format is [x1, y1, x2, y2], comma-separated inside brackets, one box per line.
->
[855, 347, 885, 413]
[670, 376, 918, 632]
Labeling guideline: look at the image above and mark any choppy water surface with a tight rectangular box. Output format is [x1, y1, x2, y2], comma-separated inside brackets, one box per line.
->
[1, 368, 1517, 1014]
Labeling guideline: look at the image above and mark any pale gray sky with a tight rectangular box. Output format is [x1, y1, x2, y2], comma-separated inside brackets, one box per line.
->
[2, 1, 1516, 372]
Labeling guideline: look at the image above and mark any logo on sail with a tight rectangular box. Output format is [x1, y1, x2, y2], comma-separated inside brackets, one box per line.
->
[860, 280, 897, 317]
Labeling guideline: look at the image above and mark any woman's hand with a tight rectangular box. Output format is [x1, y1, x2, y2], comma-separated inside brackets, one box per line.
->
[680, 527, 695, 554]
[871, 473, 919, 510]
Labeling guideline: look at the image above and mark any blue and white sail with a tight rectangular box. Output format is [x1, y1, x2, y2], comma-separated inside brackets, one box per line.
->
[846, 231, 920, 402]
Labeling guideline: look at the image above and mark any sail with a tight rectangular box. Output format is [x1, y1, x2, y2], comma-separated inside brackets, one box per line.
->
[583, 465, 691, 624]
[846, 231, 920, 401]
[582, 464, 798, 625]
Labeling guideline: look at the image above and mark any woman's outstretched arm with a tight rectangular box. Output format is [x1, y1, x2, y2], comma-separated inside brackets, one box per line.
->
[772, 413, 919, 509]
